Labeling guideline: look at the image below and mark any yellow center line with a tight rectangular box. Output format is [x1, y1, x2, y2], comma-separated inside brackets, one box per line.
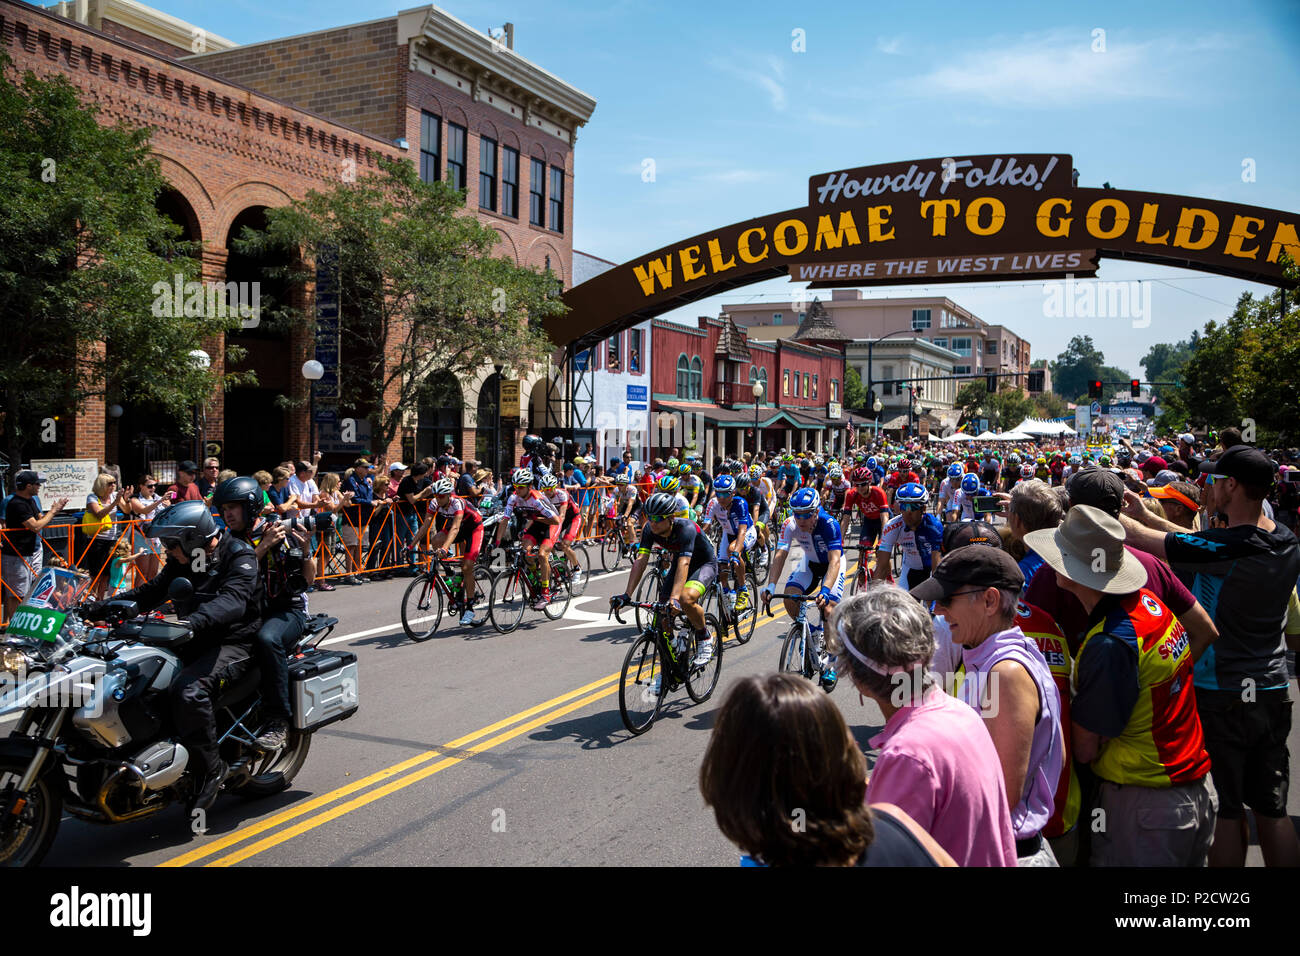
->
[161, 589, 807, 868]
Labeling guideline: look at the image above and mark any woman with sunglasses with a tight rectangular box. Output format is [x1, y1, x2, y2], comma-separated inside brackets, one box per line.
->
[127, 473, 168, 580]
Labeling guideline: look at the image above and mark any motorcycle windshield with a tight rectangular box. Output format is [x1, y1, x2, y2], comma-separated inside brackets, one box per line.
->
[3, 567, 87, 664]
[17, 566, 87, 611]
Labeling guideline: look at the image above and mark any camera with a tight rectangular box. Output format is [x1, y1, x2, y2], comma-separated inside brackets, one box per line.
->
[276, 513, 335, 535]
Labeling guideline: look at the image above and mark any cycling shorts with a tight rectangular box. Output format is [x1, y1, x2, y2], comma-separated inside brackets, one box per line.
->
[656, 557, 718, 600]
[788, 560, 845, 602]
[859, 517, 882, 545]
[561, 504, 582, 543]
[903, 567, 931, 591]
[456, 523, 484, 562]
[522, 519, 560, 547]
[720, 525, 758, 555]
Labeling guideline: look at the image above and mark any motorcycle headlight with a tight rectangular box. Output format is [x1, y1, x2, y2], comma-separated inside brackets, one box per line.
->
[1, 647, 28, 673]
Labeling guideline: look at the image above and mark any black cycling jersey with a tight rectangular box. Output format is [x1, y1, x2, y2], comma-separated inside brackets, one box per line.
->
[741, 488, 769, 524]
[637, 517, 718, 574]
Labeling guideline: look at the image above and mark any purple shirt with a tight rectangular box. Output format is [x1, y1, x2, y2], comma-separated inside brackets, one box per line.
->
[957, 625, 1064, 842]
[866, 686, 1017, 867]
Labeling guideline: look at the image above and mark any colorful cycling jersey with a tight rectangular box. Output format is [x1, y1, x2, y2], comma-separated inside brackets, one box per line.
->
[885, 470, 922, 490]
[544, 487, 578, 514]
[844, 485, 889, 519]
[614, 484, 640, 508]
[937, 476, 958, 508]
[703, 495, 752, 536]
[777, 464, 801, 489]
[503, 490, 559, 522]
[758, 476, 776, 507]
[775, 510, 843, 564]
[636, 517, 718, 573]
[680, 474, 705, 503]
[434, 494, 483, 531]
[673, 493, 692, 518]
[823, 478, 852, 504]
[879, 513, 943, 574]
[949, 488, 979, 521]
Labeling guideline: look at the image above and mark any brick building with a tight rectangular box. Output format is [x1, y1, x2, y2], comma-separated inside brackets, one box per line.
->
[6, 0, 594, 477]
[648, 314, 853, 464]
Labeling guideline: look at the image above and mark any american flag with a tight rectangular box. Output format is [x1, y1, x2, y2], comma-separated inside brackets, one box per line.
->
[847, 420, 856, 445]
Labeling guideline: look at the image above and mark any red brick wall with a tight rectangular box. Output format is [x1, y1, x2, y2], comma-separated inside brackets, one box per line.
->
[98, 17, 188, 59]
[186, 18, 405, 143]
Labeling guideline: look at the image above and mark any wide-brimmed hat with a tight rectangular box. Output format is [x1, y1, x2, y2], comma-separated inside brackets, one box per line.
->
[1023, 504, 1148, 595]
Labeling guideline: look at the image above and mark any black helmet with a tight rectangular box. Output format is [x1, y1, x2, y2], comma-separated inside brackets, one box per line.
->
[522, 434, 543, 453]
[146, 499, 218, 556]
[212, 476, 261, 532]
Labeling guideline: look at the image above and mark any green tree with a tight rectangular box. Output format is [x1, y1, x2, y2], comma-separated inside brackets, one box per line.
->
[236, 156, 562, 453]
[1032, 391, 1068, 420]
[0, 51, 237, 475]
[843, 365, 868, 411]
[954, 381, 988, 427]
[1140, 336, 1197, 401]
[1051, 334, 1105, 400]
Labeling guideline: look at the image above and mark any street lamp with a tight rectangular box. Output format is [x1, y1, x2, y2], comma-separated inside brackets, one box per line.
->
[189, 349, 210, 463]
[493, 363, 504, 476]
[865, 328, 919, 427]
[302, 359, 324, 460]
[872, 398, 883, 441]
[752, 380, 765, 460]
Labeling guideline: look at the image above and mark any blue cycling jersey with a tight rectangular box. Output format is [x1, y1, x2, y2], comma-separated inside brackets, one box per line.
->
[778, 464, 801, 487]
[776, 509, 843, 564]
[704, 495, 752, 536]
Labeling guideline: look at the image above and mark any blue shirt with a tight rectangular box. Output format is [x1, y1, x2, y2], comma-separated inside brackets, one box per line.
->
[342, 474, 373, 504]
[707, 496, 752, 536]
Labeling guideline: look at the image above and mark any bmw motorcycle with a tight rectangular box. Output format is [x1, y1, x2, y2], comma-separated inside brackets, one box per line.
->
[0, 567, 358, 867]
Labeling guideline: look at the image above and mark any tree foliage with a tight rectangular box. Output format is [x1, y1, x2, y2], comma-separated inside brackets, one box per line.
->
[0, 51, 234, 474]
[1050, 335, 1104, 399]
[236, 156, 562, 453]
[843, 365, 868, 412]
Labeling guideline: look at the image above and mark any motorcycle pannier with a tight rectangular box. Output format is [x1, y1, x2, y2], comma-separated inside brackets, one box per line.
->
[289, 649, 359, 731]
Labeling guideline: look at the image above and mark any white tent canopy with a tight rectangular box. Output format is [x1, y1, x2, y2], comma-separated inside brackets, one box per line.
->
[973, 431, 1001, 441]
[1010, 418, 1077, 437]
[997, 431, 1034, 441]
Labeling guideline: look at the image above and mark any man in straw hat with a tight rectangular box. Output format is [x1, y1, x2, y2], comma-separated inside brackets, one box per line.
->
[1024, 505, 1216, 867]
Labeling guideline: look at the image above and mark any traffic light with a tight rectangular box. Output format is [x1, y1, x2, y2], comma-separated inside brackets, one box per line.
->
[1089, 380, 1104, 400]
[1027, 369, 1045, 393]
[1130, 379, 1141, 397]
[985, 373, 997, 393]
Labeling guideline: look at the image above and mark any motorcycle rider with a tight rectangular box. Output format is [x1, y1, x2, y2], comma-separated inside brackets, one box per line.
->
[212, 476, 315, 751]
[92, 499, 262, 813]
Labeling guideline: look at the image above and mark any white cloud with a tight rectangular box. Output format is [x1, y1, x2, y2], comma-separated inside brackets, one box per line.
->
[709, 56, 786, 111]
[876, 36, 903, 55]
[901, 31, 1233, 109]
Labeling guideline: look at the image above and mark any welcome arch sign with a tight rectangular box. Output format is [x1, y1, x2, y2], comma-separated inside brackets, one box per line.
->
[547, 153, 1298, 347]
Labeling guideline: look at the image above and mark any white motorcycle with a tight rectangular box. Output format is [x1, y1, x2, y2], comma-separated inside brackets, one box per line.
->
[0, 567, 358, 867]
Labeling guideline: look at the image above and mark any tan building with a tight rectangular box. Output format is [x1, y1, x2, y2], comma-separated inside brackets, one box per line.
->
[724, 290, 1033, 391]
[845, 338, 961, 437]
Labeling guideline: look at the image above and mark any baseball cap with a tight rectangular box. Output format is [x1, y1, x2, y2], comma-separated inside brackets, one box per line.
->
[1178, 433, 1195, 445]
[910, 545, 1024, 604]
[942, 519, 1002, 553]
[1066, 468, 1126, 517]
[1199, 444, 1275, 487]
[178, 460, 198, 474]
[388, 461, 406, 472]
[14, 470, 46, 487]
[353, 458, 372, 469]
[1142, 455, 1168, 472]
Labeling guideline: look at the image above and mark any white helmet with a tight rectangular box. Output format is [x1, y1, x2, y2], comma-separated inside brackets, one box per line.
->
[511, 468, 533, 487]
[431, 477, 454, 495]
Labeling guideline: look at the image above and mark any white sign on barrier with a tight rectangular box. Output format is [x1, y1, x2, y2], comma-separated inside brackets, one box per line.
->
[30, 459, 98, 508]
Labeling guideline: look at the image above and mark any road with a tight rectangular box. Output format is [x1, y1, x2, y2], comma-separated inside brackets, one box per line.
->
[39, 543, 1299, 867]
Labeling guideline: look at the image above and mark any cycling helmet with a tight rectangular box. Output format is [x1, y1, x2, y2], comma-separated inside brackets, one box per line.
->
[1020, 464, 1035, 478]
[211, 475, 261, 530]
[735, 474, 751, 490]
[781, 453, 794, 463]
[644, 492, 679, 520]
[677, 463, 691, 476]
[1069, 455, 1081, 466]
[1100, 455, 1112, 467]
[1035, 456, 1047, 465]
[866, 456, 879, 470]
[852, 467, 872, 484]
[828, 465, 842, 479]
[666, 457, 680, 471]
[713, 474, 736, 496]
[655, 474, 680, 494]
[790, 487, 821, 514]
[147, 499, 219, 555]
[947, 463, 963, 478]
[615, 473, 630, 485]
[431, 476, 455, 495]
[749, 464, 763, 479]
[511, 468, 533, 487]
[1008, 453, 1021, 466]
[898, 459, 911, 472]
[538, 474, 559, 490]
[960, 473, 981, 494]
[896, 482, 930, 505]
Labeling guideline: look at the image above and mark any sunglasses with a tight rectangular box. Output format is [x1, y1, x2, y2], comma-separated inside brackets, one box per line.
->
[899, 502, 926, 511]
[160, 538, 183, 551]
[934, 589, 986, 607]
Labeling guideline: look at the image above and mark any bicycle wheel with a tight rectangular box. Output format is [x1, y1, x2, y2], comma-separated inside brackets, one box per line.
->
[891, 547, 902, 578]
[489, 568, 526, 633]
[462, 565, 494, 627]
[619, 632, 665, 734]
[732, 579, 757, 645]
[599, 531, 621, 572]
[778, 624, 812, 679]
[566, 546, 590, 597]
[686, 614, 724, 703]
[400, 574, 442, 641]
[542, 569, 571, 620]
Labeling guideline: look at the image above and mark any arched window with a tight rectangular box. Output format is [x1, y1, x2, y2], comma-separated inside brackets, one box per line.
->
[690, 356, 703, 400]
[759, 367, 768, 404]
[748, 365, 758, 385]
[676, 354, 690, 399]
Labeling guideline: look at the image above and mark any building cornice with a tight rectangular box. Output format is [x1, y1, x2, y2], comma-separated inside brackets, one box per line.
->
[48, 0, 237, 52]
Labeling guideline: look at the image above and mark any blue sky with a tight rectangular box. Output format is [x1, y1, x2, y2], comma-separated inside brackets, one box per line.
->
[174, 0, 1299, 375]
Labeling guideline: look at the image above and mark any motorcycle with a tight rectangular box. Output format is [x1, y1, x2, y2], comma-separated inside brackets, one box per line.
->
[0, 567, 358, 867]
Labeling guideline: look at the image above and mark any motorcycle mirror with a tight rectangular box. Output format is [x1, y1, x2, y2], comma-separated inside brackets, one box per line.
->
[168, 577, 194, 602]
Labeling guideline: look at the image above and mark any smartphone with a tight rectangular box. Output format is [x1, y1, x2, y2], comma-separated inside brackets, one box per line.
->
[1284, 471, 1300, 484]
[973, 495, 1002, 515]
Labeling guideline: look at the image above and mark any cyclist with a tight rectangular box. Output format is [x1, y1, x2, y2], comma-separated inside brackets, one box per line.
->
[875, 483, 943, 589]
[822, 464, 852, 515]
[654, 472, 693, 520]
[866, 455, 886, 484]
[751, 463, 776, 515]
[843, 466, 891, 550]
[680, 462, 706, 514]
[700, 474, 755, 611]
[612, 491, 719, 668]
[736, 472, 771, 552]
[777, 453, 801, 496]
[612, 473, 642, 547]
[760, 487, 844, 686]
[885, 458, 922, 510]
[493, 468, 561, 609]
[538, 474, 585, 580]
[946, 472, 982, 523]
[1033, 456, 1052, 483]
[425, 477, 487, 625]
[937, 463, 963, 516]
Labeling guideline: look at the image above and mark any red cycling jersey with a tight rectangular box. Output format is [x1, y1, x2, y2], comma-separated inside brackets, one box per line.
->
[844, 485, 890, 518]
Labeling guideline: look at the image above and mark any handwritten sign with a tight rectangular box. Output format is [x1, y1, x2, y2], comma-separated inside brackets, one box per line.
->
[30, 459, 98, 508]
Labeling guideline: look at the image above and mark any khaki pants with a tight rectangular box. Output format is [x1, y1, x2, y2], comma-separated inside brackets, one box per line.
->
[1092, 775, 1217, 867]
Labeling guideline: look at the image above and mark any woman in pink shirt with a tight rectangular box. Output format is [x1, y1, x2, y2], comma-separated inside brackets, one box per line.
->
[831, 585, 1018, 867]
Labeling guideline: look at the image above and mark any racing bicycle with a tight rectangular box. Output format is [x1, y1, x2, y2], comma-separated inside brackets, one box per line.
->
[612, 598, 723, 735]
[765, 592, 838, 693]
[399, 553, 494, 640]
[488, 542, 572, 632]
